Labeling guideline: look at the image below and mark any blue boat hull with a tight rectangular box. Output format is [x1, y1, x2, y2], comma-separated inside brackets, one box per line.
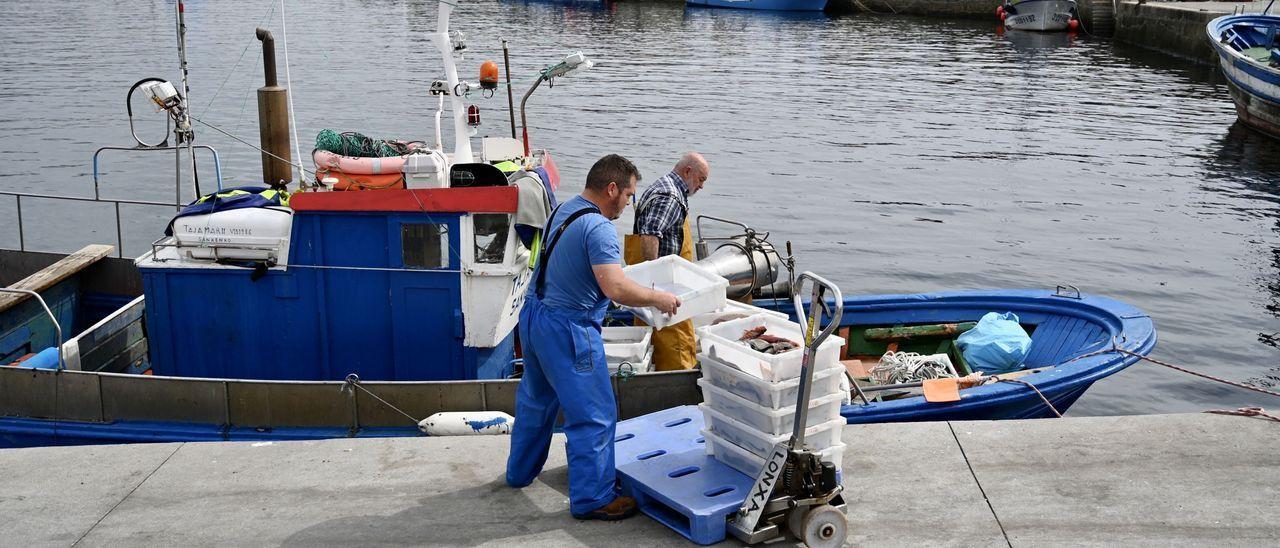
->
[687, 0, 828, 12]
[0, 289, 1155, 447]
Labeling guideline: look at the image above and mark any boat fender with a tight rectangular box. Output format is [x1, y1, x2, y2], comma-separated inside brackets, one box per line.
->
[418, 411, 515, 436]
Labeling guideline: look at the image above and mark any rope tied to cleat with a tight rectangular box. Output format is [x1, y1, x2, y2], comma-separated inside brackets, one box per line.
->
[340, 373, 422, 427]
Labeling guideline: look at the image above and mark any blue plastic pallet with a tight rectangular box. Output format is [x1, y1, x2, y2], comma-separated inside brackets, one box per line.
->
[615, 405, 706, 466]
[615, 406, 754, 545]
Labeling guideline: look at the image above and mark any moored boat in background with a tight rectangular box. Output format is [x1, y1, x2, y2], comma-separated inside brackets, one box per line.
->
[1208, 11, 1280, 138]
[1000, 0, 1078, 32]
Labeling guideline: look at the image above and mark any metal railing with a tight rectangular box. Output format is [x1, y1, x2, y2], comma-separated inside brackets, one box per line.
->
[0, 288, 65, 370]
[1, 143, 224, 258]
[0, 191, 183, 259]
[92, 144, 223, 205]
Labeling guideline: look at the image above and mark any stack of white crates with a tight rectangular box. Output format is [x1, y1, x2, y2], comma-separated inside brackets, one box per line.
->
[603, 326, 653, 373]
[695, 313, 848, 477]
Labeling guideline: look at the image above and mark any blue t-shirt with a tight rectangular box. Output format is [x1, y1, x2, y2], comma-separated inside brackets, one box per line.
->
[536, 195, 621, 314]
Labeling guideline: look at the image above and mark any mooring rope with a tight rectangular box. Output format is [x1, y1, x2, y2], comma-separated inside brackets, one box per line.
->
[279, 0, 305, 187]
[340, 373, 422, 427]
[997, 378, 1062, 418]
[1108, 346, 1280, 399]
[1204, 407, 1280, 422]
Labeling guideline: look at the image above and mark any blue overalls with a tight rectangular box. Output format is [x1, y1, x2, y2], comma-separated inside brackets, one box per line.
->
[506, 201, 619, 516]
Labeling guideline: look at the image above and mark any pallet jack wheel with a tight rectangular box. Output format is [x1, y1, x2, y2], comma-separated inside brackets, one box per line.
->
[787, 507, 807, 540]
[798, 504, 846, 548]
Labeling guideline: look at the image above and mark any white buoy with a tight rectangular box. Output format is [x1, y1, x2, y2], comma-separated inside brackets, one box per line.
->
[419, 411, 514, 436]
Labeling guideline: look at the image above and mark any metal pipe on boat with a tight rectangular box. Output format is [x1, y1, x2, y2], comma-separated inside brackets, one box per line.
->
[255, 28, 293, 189]
[503, 39, 517, 140]
[519, 77, 544, 156]
[174, 1, 201, 198]
[0, 289, 64, 371]
[696, 243, 778, 299]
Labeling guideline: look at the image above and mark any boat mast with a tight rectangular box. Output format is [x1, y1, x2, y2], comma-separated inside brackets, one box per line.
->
[174, 1, 202, 198]
[435, 0, 474, 164]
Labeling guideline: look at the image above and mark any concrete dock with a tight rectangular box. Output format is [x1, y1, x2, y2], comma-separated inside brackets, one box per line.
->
[1, 413, 1276, 546]
[830, 0, 1258, 65]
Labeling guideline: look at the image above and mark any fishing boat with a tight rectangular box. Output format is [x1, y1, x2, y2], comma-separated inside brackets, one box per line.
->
[1000, 0, 1078, 32]
[1208, 8, 1280, 138]
[686, 0, 829, 12]
[0, 1, 1157, 447]
[0, 238, 1155, 447]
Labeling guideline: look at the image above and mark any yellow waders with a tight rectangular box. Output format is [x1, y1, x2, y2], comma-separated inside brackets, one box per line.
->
[624, 217, 698, 371]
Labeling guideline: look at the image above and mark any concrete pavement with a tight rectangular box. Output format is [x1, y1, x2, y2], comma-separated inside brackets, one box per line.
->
[1, 412, 1275, 546]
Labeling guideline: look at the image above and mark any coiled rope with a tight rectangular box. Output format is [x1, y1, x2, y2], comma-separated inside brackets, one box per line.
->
[314, 129, 426, 158]
[870, 351, 957, 385]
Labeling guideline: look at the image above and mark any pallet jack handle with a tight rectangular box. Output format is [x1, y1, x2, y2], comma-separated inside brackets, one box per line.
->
[789, 272, 842, 448]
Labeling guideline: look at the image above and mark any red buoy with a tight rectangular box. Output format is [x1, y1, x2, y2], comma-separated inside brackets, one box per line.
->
[1068, 19, 1080, 32]
[996, 6, 1005, 19]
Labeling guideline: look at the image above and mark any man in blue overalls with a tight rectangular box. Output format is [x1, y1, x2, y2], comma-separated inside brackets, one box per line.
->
[506, 154, 682, 521]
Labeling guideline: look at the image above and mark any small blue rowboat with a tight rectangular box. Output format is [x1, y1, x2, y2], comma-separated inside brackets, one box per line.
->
[813, 288, 1156, 424]
[687, 0, 829, 12]
[1208, 11, 1280, 137]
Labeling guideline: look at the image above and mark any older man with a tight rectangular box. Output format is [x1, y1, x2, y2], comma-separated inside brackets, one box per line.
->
[625, 152, 710, 371]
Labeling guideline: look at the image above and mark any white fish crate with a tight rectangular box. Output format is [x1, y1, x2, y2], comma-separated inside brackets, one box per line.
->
[602, 326, 652, 362]
[622, 255, 728, 330]
[699, 403, 844, 459]
[690, 300, 789, 331]
[608, 347, 653, 374]
[699, 351, 844, 410]
[703, 428, 847, 478]
[697, 378, 844, 436]
[697, 313, 845, 382]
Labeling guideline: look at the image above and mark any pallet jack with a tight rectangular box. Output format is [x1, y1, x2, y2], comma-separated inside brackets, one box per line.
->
[727, 271, 848, 547]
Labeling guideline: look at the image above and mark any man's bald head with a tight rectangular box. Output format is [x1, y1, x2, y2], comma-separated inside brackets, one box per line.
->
[675, 152, 710, 196]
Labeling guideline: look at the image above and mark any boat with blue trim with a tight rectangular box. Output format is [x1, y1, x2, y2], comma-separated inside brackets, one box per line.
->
[1208, 9, 1280, 138]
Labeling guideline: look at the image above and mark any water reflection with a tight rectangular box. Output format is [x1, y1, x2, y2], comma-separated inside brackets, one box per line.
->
[0, 1, 1279, 414]
[1000, 28, 1075, 51]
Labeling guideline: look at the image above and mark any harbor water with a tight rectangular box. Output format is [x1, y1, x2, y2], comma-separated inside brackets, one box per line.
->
[1, 0, 1278, 416]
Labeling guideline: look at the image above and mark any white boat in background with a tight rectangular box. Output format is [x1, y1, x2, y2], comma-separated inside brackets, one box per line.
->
[1001, 0, 1078, 32]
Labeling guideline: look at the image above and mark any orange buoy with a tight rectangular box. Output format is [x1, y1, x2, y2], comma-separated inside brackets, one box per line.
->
[479, 60, 500, 90]
[1068, 19, 1080, 32]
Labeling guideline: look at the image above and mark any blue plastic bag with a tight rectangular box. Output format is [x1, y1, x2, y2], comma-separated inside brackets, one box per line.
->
[956, 312, 1032, 374]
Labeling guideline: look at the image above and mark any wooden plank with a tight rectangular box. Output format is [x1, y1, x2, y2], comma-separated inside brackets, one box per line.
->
[0, 244, 114, 313]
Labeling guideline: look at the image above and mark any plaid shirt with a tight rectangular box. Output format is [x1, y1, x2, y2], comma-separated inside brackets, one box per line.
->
[634, 171, 689, 258]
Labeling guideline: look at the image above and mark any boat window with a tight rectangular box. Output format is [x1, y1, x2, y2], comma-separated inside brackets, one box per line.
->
[473, 214, 510, 264]
[402, 223, 449, 269]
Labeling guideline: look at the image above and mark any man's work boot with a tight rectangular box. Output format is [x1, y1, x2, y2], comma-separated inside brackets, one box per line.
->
[572, 496, 639, 521]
